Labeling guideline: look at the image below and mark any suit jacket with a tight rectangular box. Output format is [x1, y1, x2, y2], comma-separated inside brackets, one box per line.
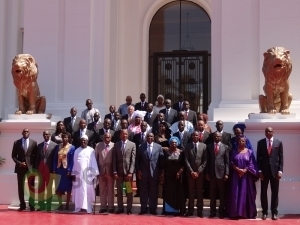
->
[173, 131, 191, 150]
[196, 130, 210, 144]
[95, 142, 114, 177]
[159, 108, 177, 124]
[35, 140, 58, 175]
[113, 140, 136, 175]
[72, 129, 98, 149]
[12, 138, 37, 173]
[87, 121, 103, 135]
[151, 121, 171, 136]
[134, 102, 148, 111]
[144, 112, 158, 127]
[257, 138, 283, 178]
[136, 142, 163, 179]
[104, 113, 116, 129]
[98, 128, 115, 143]
[185, 110, 197, 127]
[63, 116, 81, 137]
[132, 132, 147, 150]
[173, 102, 184, 113]
[206, 142, 229, 179]
[185, 142, 207, 175]
[207, 131, 232, 151]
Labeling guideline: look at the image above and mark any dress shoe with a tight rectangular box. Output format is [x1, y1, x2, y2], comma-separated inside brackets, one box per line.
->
[127, 210, 132, 215]
[109, 209, 115, 214]
[219, 215, 224, 219]
[184, 211, 193, 217]
[262, 214, 267, 220]
[115, 209, 124, 214]
[272, 214, 278, 220]
[209, 213, 216, 218]
[139, 211, 147, 215]
[149, 210, 157, 215]
[197, 212, 203, 218]
[18, 207, 26, 211]
[99, 209, 107, 213]
[30, 207, 35, 212]
[134, 194, 140, 197]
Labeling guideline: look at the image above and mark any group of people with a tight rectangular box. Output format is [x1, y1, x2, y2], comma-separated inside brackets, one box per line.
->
[11, 93, 284, 220]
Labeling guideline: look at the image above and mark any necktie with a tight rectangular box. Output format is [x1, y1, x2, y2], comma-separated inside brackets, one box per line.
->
[199, 132, 203, 142]
[268, 139, 272, 155]
[214, 143, 219, 155]
[23, 139, 27, 152]
[104, 144, 109, 157]
[141, 102, 144, 107]
[141, 133, 144, 142]
[185, 111, 188, 119]
[194, 144, 197, 155]
[121, 141, 125, 155]
[43, 142, 48, 155]
[148, 113, 151, 119]
[179, 102, 182, 110]
[71, 117, 75, 128]
[166, 109, 169, 119]
[147, 144, 151, 157]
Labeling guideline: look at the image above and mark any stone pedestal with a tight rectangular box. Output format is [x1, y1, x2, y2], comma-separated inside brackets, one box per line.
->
[0, 114, 60, 204]
[243, 114, 300, 214]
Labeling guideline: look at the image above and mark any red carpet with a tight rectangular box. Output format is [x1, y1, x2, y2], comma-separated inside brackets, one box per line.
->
[0, 205, 299, 225]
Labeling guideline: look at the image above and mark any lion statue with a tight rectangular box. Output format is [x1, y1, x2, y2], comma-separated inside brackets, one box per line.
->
[11, 54, 46, 115]
[259, 47, 292, 114]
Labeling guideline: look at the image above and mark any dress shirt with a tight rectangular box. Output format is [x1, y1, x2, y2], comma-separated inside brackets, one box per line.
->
[147, 142, 153, 156]
[80, 128, 87, 137]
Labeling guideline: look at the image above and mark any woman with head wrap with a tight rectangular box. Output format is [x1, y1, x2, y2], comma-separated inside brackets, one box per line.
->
[160, 136, 186, 216]
[153, 94, 166, 114]
[231, 123, 253, 151]
[154, 121, 171, 151]
[226, 136, 258, 219]
[128, 110, 150, 135]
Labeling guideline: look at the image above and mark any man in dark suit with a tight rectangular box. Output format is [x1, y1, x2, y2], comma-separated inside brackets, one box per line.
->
[195, 120, 210, 144]
[185, 131, 207, 217]
[98, 119, 115, 143]
[95, 132, 115, 214]
[151, 113, 170, 136]
[173, 93, 184, 113]
[136, 133, 164, 215]
[113, 119, 130, 143]
[159, 99, 177, 125]
[63, 107, 81, 138]
[131, 121, 148, 197]
[35, 130, 58, 211]
[144, 103, 157, 127]
[173, 120, 191, 150]
[257, 127, 283, 221]
[104, 105, 116, 127]
[72, 119, 98, 149]
[134, 93, 148, 111]
[207, 120, 232, 151]
[206, 132, 229, 219]
[11, 128, 37, 211]
[183, 101, 197, 127]
[113, 129, 136, 215]
[87, 112, 103, 134]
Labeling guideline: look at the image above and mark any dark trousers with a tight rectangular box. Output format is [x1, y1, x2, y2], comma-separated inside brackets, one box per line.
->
[17, 170, 35, 209]
[187, 174, 204, 213]
[260, 167, 280, 215]
[139, 175, 158, 211]
[37, 172, 54, 210]
[116, 176, 133, 211]
[209, 176, 225, 215]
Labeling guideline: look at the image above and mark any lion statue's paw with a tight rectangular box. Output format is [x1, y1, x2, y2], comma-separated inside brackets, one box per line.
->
[281, 109, 290, 115]
[26, 110, 34, 115]
[268, 109, 277, 114]
[15, 110, 22, 115]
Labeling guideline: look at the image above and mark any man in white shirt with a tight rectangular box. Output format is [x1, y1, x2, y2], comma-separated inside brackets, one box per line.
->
[72, 135, 99, 214]
[81, 99, 101, 125]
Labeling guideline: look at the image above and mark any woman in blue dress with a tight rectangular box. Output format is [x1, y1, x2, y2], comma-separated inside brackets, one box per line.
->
[53, 132, 75, 211]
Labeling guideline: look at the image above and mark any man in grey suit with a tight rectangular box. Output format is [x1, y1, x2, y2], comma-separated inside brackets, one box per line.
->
[185, 131, 207, 217]
[159, 99, 177, 125]
[136, 133, 164, 215]
[11, 128, 37, 211]
[257, 127, 283, 221]
[113, 129, 136, 215]
[206, 132, 229, 219]
[195, 120, 210, 144]
[95, 132, 115, 214]
[144, 103, 157, 127]
[35, 130, 58, 211]
[183, 101, 197, 127]
[173, 120, 191, 150]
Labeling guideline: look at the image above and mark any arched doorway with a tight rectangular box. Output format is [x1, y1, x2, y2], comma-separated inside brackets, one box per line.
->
[149, 0, 211, 113]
